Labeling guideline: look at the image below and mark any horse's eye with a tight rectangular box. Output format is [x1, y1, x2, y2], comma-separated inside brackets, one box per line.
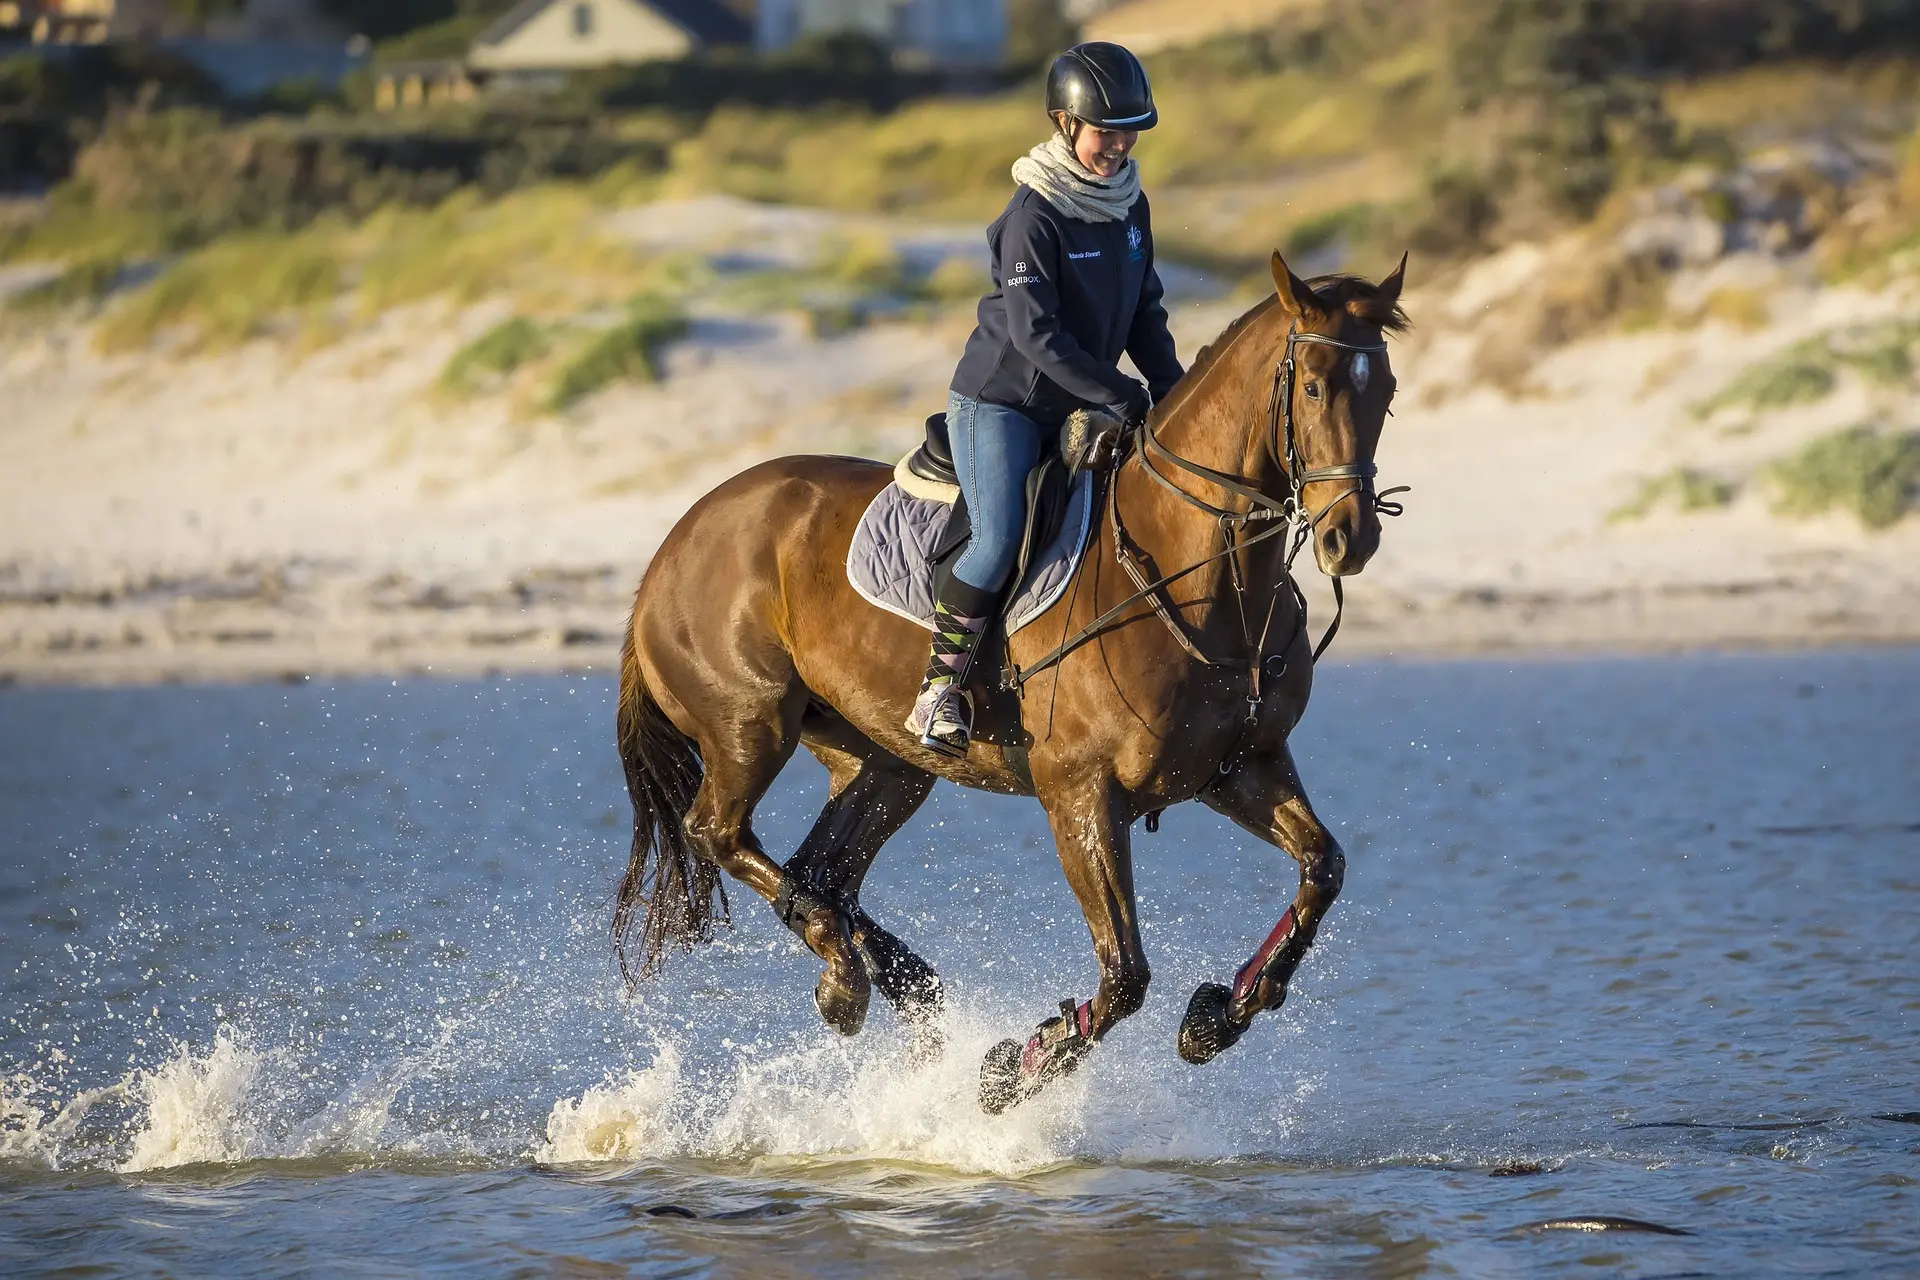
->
[1304, 382, 1322, 401]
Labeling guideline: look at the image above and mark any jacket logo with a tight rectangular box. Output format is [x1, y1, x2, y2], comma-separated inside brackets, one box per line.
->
[1127, 225, 1144, 261]
[1015, 261, 1028, 272]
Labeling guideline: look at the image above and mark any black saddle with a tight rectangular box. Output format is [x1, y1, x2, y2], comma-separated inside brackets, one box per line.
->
[905, 413, 959, 488]
[904, 412, 1077, 631]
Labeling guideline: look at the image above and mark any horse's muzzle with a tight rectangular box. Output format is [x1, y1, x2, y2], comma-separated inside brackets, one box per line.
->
[1314, 510, 1381, 577]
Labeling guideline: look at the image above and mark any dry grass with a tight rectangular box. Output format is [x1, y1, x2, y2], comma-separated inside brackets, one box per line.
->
[92, 184, 661, 355]
[1609, 467, 1736, 523]
[95, 232, 342, 354]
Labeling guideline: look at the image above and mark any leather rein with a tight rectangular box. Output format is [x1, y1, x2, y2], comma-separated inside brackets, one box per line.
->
[1002, 328, 1408, 766]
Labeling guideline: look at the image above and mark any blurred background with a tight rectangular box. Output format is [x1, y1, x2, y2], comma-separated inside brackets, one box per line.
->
[3, 0, 1918, 683]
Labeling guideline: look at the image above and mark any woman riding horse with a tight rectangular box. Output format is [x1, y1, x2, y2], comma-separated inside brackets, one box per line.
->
[615, 33, 1409, 1112]
[908, 42, 1186, 758]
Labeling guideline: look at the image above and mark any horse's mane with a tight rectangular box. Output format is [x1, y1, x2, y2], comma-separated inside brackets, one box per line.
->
[1150, 272, 1409, 425]
[1306, 273, 1413, 334]
[1150, 295, 1278, 423]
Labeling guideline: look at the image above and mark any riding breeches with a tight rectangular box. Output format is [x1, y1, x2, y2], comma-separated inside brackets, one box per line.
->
[947, 392, 1044, 595]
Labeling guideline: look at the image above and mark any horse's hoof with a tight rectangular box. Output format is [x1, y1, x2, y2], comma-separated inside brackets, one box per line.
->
[1177, 982, 1246, 1065]
[979, 1038, 1023, 1115]
[805, 907, 871, 1036]
[814, 969, 870, 1036]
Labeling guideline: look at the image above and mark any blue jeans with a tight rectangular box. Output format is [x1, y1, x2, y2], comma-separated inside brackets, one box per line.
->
[947, 392, 1044, 594]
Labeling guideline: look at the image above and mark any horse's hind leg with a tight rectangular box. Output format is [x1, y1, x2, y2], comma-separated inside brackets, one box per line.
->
[667, 680, 875, 1036]
[785, 730, 942, 1023]
[1181, 744, 1345, 1064]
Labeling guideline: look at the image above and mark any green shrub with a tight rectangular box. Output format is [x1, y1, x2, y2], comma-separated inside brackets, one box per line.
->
[6, 255, 124, 311]
[1828, 316, 1920, 385]
[1765, 426, 1920, 529]
[1689, 337, 1837, 420]
[1609, 467, 1737, 522]
[544, 294, 688, 411]
[439, 315, 549, 394]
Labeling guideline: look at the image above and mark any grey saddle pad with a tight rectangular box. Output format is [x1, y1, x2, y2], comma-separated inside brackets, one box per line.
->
[846, 475, 1096, 636]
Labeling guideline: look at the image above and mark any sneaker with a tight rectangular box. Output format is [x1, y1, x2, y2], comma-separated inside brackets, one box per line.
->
[907, 683, 972, 758]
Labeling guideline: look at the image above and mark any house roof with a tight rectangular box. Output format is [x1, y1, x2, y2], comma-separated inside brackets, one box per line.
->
[476, 0, 749, 50]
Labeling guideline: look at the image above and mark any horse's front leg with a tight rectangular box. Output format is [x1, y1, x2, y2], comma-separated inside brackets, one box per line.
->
[979, 775, 1148, 1114]
[1180, 745, 1346, 1064]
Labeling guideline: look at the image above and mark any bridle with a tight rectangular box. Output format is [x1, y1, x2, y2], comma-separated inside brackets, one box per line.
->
[1002, 325, 1408, 770]
[1142, 329, 1401, 537]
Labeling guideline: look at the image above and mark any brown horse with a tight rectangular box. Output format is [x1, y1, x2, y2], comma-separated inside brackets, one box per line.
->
[613, 251, 1409, 1112]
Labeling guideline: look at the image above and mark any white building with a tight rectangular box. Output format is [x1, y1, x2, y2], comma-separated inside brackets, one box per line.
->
[468, 0, 750, 73]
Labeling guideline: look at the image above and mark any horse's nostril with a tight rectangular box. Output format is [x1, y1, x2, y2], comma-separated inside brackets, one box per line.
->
[1321, 528, 1348, 561]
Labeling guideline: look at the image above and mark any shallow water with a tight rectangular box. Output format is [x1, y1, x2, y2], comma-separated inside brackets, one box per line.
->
[2, 651, 1917, 1277]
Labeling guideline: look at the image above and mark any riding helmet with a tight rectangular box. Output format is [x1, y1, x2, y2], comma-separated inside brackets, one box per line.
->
[1046, 42, 1158, 132]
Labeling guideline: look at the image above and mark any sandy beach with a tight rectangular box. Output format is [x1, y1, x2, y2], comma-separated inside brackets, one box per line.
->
[3, 196, 1917, 685]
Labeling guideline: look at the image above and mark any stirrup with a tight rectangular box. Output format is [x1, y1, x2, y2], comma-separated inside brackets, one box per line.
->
[918, 685, 973, 759]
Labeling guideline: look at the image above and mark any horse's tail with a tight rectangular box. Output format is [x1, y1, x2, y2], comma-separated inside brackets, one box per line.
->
[613, 616, 727, 985]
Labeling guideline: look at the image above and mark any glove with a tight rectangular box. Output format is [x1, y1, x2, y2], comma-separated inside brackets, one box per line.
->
[1108, 379, 1151, 426]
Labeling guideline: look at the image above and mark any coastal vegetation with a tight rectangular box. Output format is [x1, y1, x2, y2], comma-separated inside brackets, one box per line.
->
[1766, 426, 1920, 528]
[1, 0, 1916, 435]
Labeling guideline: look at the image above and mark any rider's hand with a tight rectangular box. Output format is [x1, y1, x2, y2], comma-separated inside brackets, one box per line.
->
[1109, 380, 1152, 426]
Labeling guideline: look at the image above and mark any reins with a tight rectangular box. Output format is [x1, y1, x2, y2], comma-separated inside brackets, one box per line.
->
[1002, 327, 1408, 768]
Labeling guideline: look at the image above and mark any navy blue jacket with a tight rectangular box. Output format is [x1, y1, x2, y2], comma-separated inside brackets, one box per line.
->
[950, 186, 1184, 427]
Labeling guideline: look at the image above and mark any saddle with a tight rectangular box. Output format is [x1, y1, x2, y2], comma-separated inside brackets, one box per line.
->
[892, 410, 1125, 615]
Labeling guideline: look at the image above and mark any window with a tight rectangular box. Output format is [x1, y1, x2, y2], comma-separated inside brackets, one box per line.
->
[572, 2, 593, 37]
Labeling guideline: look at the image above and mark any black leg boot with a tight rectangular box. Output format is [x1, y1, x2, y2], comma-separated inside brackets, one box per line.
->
[906, 577, 999, 758]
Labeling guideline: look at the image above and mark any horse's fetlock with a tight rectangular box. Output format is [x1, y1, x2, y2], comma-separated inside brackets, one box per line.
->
[1311, 840, 1346, 898]
[1109, 965, 1151, 1021]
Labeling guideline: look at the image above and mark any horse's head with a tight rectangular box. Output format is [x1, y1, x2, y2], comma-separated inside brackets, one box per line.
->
[1268, 251, 1409, 578]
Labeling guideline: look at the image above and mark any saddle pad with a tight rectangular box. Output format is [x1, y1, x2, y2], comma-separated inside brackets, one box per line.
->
[846, 474, 1096, 637]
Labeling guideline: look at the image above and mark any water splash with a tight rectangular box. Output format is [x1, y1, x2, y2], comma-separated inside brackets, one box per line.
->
[122, 1030, 264, 1172]
[538, 1009, 1097, 1175]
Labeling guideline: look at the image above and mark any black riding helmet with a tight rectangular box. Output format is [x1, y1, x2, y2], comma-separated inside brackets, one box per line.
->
[1046, 42, 1158, 133]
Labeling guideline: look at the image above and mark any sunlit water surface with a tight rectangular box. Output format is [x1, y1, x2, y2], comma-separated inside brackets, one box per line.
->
[2, 651, 1917, 1277]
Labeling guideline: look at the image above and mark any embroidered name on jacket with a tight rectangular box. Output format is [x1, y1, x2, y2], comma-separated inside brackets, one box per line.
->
[1067, 250, 1102, 260]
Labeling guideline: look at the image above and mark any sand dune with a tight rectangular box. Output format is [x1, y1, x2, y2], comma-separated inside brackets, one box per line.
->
[2, 195, 1916, 684]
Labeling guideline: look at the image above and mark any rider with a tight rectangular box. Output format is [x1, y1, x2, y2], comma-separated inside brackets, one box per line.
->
[907, 41, 1186, 757]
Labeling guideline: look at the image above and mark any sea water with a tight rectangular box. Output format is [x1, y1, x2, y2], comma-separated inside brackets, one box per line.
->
[2, 652, 1917, 1276]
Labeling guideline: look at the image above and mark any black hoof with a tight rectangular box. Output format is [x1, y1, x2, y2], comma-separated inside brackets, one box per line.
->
[1177, 982, 1246, 1065]
[814, 970, 870, 1037]
[979, 1038, 1023, 1115]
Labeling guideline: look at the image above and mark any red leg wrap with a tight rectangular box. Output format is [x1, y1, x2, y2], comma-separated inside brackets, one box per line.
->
[1232, 907, 1297, 1003]
[1019, 999, 1094, 1077]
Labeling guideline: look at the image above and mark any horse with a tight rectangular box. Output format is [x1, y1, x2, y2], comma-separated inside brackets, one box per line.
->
[613, 250, 1410, 1112]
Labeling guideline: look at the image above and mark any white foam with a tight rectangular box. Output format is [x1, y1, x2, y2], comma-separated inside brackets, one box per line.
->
[121, 1030, 265, 1172]
[538, 1008, 1094, 1175]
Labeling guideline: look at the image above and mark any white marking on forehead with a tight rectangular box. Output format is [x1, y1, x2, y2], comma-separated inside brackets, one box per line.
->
[1351, 352, 1371, 393]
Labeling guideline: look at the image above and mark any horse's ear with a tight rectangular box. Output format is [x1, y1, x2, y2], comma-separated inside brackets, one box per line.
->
[1346, 252, 1410, 328]
[1270, 251, 1326, 322]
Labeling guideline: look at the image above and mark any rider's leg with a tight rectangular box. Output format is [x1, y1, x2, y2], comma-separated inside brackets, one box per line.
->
[909, 393, 1043, 754]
